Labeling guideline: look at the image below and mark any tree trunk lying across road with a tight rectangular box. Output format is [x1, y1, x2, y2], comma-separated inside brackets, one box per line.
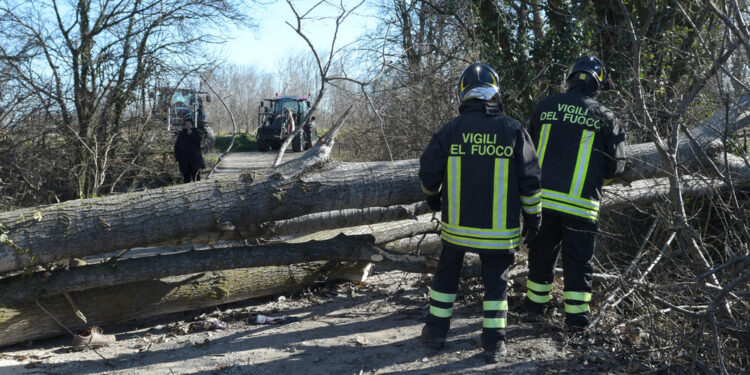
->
[0, 261, 367, 348]
[0, 95, 748, 274]
[0, 221, 440, 304]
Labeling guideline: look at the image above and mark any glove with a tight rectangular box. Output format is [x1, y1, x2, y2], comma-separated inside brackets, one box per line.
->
[426, 194, 441, 211]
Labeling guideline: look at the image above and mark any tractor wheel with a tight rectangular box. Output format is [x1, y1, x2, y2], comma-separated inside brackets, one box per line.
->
[292, 133, 302, 152]
[258, 137, 270, 152]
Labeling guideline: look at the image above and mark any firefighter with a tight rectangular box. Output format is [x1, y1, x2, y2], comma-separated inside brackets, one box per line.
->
[174, 119, 206, 183]
[525, 56, 626, 330]
[419, 62, 542, 363]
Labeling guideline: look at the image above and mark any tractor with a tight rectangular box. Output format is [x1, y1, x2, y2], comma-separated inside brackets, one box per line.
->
[154, 87, 215, 153]
[256, 95, 316, 152]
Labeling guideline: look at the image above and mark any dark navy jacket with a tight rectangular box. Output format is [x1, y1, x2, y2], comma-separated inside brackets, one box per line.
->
[528, 83, 626, 223]
[420, 100, 542, 254]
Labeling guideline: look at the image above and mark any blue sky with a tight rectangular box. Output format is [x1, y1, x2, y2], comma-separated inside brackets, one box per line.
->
[218, 1, 377, 73]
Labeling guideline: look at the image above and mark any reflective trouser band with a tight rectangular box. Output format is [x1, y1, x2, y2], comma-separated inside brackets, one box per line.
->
[603, 178, 614, 185]
[527, 280, 553, 292]
[563, 291, 592, 302]
[483, 300, 508, 311]
[483, 318, 507, 328]
[565, 303, 590, 314]
[526, 290, 551, 303]
[421, 183, 440, 196]
[430, 288, 456, 303]
[430, 305, 453, 318]
[537, 123, 552, 167]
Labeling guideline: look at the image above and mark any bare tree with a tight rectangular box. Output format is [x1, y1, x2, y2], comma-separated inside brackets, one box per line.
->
[0, 0, 247, 197]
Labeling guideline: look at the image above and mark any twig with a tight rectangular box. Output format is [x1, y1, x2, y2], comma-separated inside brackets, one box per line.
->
[34, 299, 111, 366]
[611, 231, 676, 309]
[201, 74, 238, 179]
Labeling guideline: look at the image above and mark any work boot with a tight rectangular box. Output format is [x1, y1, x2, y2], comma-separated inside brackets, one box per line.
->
[420, 325, 445, 350]
[483, 340, 507, 364]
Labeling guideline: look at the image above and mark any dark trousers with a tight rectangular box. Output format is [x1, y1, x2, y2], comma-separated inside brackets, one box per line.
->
[525, 212, 597, 327]
[179, 163, 201, 183]
[424, 242, 514, 350]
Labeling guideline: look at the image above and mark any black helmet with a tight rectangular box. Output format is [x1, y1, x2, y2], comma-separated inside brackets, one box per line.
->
[565, 56, 605, 89]
[458, 62, 501, 101]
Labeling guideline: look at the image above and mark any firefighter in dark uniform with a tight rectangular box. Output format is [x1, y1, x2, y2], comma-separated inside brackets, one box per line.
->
[525, 56, 626, 330]
[419, 63, 542, 363]
[174, 119, 206, 183]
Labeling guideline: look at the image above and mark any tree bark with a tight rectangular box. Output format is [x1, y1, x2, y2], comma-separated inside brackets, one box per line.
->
[0, 223, 439, 304]
[0, 261, 370, 348]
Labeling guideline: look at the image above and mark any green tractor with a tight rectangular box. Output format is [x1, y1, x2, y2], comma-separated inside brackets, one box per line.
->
[154, 87, 215, 153]
[256, 95, 316, 152]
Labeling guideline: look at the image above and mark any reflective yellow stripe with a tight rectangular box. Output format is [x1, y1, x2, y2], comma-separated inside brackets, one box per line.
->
[565, 303, 590, 314]
[492, 158, 509, 230]
[541, 199, 599, 221]
[441, 222, 520, 238]
[522, 202, 542, 215]
[430, 288, 456, 303]
[542, 189, 599, 209]
[569, 130, 595, 197]
[442, 231, 520, 250]
[421, 183, 440, 196]
[430, 305, 453, 318]
[537, 123, 551, 167]
[527, 280, 553, 292]
[603, 178, 614, 185]
[483, 300, 508, 311]
[447, 156, 461, 226]
[520, 192, 541, 205]
[483, 318, 507, 329]
[526, 290, 551, 303]
[563, 291, 592, 302]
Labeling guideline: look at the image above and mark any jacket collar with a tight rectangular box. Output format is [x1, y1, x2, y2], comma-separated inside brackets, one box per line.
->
[459, 99, 503, 116]
[566, 81, 598, 98]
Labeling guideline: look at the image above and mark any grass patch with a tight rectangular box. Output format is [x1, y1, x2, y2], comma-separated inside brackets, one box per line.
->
[214, 133, 258, 152]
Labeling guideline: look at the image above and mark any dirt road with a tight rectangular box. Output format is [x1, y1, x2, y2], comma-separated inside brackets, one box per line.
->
[0, 270, 613, 375]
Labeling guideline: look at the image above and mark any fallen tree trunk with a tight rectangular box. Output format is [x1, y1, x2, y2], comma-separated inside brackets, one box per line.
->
[1, 95, 748, 274]
[620, 94, 750, 182]
[0, 221, 439, 304]
[0, 261, 368, 347]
